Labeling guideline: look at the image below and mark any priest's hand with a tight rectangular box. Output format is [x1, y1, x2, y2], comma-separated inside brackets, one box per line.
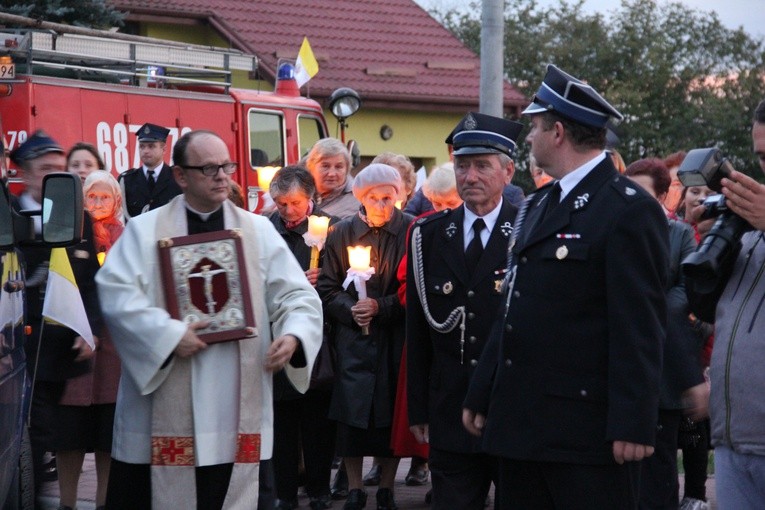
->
[265, 334, 299, 372]
[175, 321, 209, 358]
[72, 336, 95, 362]
[612, 441, 654, 464]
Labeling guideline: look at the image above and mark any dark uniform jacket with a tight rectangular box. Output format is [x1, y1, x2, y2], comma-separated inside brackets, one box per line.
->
[317, 209, 413, 428]
[119, 163, 181, 218]
[464, 158, 669, 465]
[406, 200, 517, 453]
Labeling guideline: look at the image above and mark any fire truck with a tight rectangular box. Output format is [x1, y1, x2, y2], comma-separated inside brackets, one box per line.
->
[0, 16, 342, 213]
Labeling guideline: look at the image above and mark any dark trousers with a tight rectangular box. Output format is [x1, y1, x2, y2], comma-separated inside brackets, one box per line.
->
[105, 457, 274, 510]
[429, 447, 497, 510]
[640, 409, 682, 509]
[680, 418, 710, 500]
[29, 381, 63, 497]
[273, 389, 336, 501]
[498, 456, 640, 510]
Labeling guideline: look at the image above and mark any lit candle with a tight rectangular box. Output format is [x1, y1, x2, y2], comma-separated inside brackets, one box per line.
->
[306, 215, 331, 269]
[394, 200, 403, 210]
[256, 166, 280, 190]
[97, 252, 106, 266]
[347, 245, 373, 335]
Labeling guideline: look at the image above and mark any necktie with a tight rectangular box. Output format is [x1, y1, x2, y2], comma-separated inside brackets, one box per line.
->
[543, 182, 561, 220]
[147, 170, 156, 193]
[465, 218, 486, 275]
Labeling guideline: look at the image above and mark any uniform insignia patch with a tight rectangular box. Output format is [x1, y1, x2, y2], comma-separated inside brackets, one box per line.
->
[556, 245, 569, 260]
[625, 187, 636, 196]
[574, 193, 589, 209]
[464, 113, 477, 130]
[445, 222, 457, 238]
[442, 281, 453, 294]
[499, 221, 513, 237]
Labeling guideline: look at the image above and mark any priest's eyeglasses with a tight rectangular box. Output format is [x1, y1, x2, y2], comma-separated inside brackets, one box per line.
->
[183, 162, 238, 176]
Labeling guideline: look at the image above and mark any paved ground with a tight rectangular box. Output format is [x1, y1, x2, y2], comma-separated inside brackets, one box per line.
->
[40, 455, 716, 509]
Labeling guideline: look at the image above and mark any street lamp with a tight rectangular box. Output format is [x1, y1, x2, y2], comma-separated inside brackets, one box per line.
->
[328, 87, 361, 142]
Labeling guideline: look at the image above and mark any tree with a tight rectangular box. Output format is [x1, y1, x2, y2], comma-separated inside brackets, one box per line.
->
[0, 0, 124, 28]
[433, 0, 765, 184]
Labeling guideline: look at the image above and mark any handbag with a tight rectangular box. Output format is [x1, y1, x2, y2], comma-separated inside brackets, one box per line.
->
[309, 333, 335, 391]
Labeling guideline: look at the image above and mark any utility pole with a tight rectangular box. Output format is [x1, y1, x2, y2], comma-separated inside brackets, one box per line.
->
[479, 0, 504, 117]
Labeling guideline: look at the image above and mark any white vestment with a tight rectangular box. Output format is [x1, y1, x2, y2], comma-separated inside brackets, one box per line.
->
[96, 196, 323, 466]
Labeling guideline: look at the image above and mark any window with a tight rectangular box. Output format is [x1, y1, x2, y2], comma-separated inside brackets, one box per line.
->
[248, 110, 284, 168]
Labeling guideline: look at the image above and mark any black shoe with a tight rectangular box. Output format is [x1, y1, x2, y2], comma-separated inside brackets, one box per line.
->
[362, 464, 381, 486]
[274, 498, 297, 510]
[330, 468, 349, 500]
[309, 494, 333, 510]
[404, 465, 429, 486]
[375, 488, 397, 510]
[343, 489, 368, 510]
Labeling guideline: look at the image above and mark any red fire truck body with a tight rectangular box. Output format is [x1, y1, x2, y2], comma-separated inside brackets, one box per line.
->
[0, 26, 330, 212]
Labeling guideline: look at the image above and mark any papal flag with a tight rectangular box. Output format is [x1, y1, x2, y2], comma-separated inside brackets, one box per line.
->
[295, 37, 319, 87]
[0, 251, 23, 328]
[42, 248, 95, 349]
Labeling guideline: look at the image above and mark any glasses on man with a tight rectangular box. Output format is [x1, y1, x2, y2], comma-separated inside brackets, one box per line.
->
[183, 162, 238, 176]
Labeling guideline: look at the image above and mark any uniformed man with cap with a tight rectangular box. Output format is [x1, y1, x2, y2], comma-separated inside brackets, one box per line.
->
[118, 122, 181, 219]
[463, 65, 669, 509]
[10, 131, 100, 504]
[406, 112, 523, 509]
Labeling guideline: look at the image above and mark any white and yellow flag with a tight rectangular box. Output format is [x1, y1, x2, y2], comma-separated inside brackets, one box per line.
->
[295, 37, 319, 87]
[42, 248, 95, 349]
[0, 251, 23, 328]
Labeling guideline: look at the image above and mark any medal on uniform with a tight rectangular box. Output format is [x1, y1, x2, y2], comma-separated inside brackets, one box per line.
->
[442, 281, 453, 294]
[556, 245, 569, 260]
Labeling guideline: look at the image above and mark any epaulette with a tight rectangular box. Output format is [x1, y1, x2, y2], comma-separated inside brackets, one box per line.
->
[117, 167, 139, 182]
[414, 208, 451, 226]
[609, 174, 645, 202]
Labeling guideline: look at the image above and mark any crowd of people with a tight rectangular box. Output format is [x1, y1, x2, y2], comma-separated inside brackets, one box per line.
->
[7, 63, 765, 510]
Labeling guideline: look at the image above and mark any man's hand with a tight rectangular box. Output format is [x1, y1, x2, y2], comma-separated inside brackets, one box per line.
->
[265, 334, 299, 372]
[683, 382, 710, 422]
[305, 268, 321, 287]
[722, 170, 765, 231]
[174, 321, 209, 358]
[409, 423, 429, 444]
[462, 408, 485, 437]
[612, 441, 654, 464]
[72, 336, 95, 362]
[351, 298, 379, 327]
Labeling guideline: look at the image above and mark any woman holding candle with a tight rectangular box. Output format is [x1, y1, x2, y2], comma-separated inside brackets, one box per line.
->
[317, 163, 414, 510]
[268, 165, 338, 510]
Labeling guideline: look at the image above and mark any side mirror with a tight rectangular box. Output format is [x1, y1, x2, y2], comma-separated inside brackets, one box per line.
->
[41, 173, 83, 246]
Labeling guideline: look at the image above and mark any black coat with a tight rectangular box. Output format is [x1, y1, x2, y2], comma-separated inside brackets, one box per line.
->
[406, 200, 517, 453]
[119, 163, 181, 218]
[464, 159, 669, 465]
[317, 210, 412, 428]
[268, 209, 338, 401]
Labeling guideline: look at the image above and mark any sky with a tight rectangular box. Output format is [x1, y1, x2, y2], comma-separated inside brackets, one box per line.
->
[414, 0, 765, 38]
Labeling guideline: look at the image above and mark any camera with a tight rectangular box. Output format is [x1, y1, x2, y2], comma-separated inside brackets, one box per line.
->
[677, 148, 752, 291]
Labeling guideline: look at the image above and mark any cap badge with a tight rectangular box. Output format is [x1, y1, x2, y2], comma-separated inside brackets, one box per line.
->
[499, 221, 513, 238]
[442, 281, 454, 295]
[574, 193, 589, 210]
[625, 186, 636, 196]
[463, 113, 477, 130]
[445, 222, 457, 238]
[143, 125, 151, 134]
[556, 245, 569, 260]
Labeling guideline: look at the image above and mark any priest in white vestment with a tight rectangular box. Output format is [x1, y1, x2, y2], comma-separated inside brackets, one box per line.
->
[96, 130, 323, 509]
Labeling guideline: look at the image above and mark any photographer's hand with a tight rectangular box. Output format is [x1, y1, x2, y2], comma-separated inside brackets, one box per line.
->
[721, 170, 765, 231]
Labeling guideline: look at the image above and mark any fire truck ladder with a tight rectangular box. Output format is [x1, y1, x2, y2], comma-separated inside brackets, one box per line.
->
[0, 27, 258, 92]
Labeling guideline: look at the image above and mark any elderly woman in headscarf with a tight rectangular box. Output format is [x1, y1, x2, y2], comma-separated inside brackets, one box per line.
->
[317, 164, 414, 510]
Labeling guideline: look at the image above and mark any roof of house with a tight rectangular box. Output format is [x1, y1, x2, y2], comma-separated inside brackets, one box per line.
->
[110, 0, 527, 113]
